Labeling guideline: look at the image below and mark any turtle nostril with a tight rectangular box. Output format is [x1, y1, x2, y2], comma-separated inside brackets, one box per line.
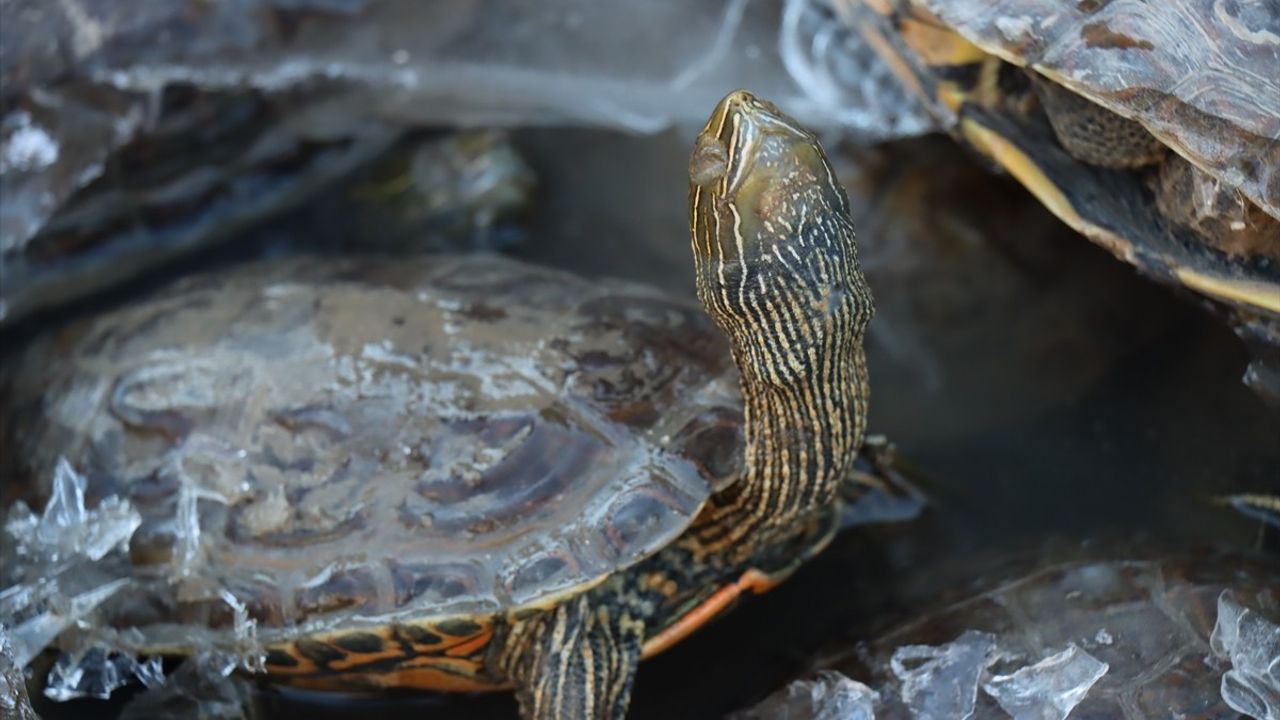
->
[690, 134, 728, 186]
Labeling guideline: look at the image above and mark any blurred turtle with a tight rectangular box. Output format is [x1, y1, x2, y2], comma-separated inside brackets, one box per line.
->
[834, 0, 1280, 397]
[1, 86, 537, 331]
[0, 86, 398, 328]
[1221, 493, 1280, 531]
[0, 91, 898, 720]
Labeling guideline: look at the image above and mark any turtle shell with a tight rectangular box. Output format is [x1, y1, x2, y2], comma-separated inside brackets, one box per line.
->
[823, 550, 1280, 718]
[841, 0, 1280, 395]
[0, 254, 743, 641]
[886, 0, 1280, 218]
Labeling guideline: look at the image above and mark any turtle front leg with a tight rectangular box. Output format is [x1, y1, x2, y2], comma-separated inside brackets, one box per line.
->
[498, 593, 644, 720]
[839, 434, 928, 529]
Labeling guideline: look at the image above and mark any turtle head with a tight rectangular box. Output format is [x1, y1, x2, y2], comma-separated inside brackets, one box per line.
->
[686, 91, 873, 559]
[689, 90, 872, 387]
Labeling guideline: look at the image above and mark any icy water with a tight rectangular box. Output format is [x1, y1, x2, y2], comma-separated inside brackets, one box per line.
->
[19, 127, 1280, 719]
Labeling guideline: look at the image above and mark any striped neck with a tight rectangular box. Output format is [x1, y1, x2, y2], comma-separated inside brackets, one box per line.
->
[702, 339, 868, 557]
[685, 90, 873, 561]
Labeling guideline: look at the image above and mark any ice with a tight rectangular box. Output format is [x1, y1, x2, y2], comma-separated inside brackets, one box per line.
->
[1, 92, 397, 326]
[0, 110, 59, 175]
[4, 457, 142, 564]
[1, 458, 143, 672]
[61, 0, 926, 137]
[0, 86, 143, 258]
[4, 0, 934, 324]
[889, 630, 996, 719]
[44, 647, 165, 701]
[4, 578, 129, 669]
[1210, 591, 1280, 720]
[0, 628, 39, 720]
[110, 605, 260, 719]
[119, 655, 255, 720]
[172, 464, 205, 576]
[981, 644, 1109, 720]
[218, 591, 265, 674]
[730, 670, 878, 720]
[0, 0, 929, 249]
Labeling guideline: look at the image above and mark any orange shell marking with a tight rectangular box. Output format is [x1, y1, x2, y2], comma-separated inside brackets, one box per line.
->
[265, 619, 505, 692]
[640, 569, 778, 660]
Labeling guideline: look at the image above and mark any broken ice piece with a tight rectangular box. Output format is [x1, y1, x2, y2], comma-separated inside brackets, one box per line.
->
[44, 647, 165, 701]
[0, 627, 39, 720]
[889, 629, 996, 720]
[4, 457, 141, 563]
[1211, 590, 1280, 720]
[6, 577, 129, 668]
[1, 459, 143, 672]
[982, 643, 1109, 720]
[219, 591, 265, 674]
[119, 654, 255, 720]
[729, 670, 878, 720]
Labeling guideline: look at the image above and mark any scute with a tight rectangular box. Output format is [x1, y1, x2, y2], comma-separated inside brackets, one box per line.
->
[0, 255, 739, 642]
[907, 0, 1280, 217]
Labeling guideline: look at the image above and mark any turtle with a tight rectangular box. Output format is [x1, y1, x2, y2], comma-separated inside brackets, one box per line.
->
[0, 85, 402, 329]
[833, 0, 1280, 396]
[0, 90, 878, 719]
[814, 549, 1280, 719]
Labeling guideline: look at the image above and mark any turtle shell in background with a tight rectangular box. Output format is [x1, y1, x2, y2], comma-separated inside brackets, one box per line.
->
[836, 0, 1280, 397]
[0, 254, 743, 645]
